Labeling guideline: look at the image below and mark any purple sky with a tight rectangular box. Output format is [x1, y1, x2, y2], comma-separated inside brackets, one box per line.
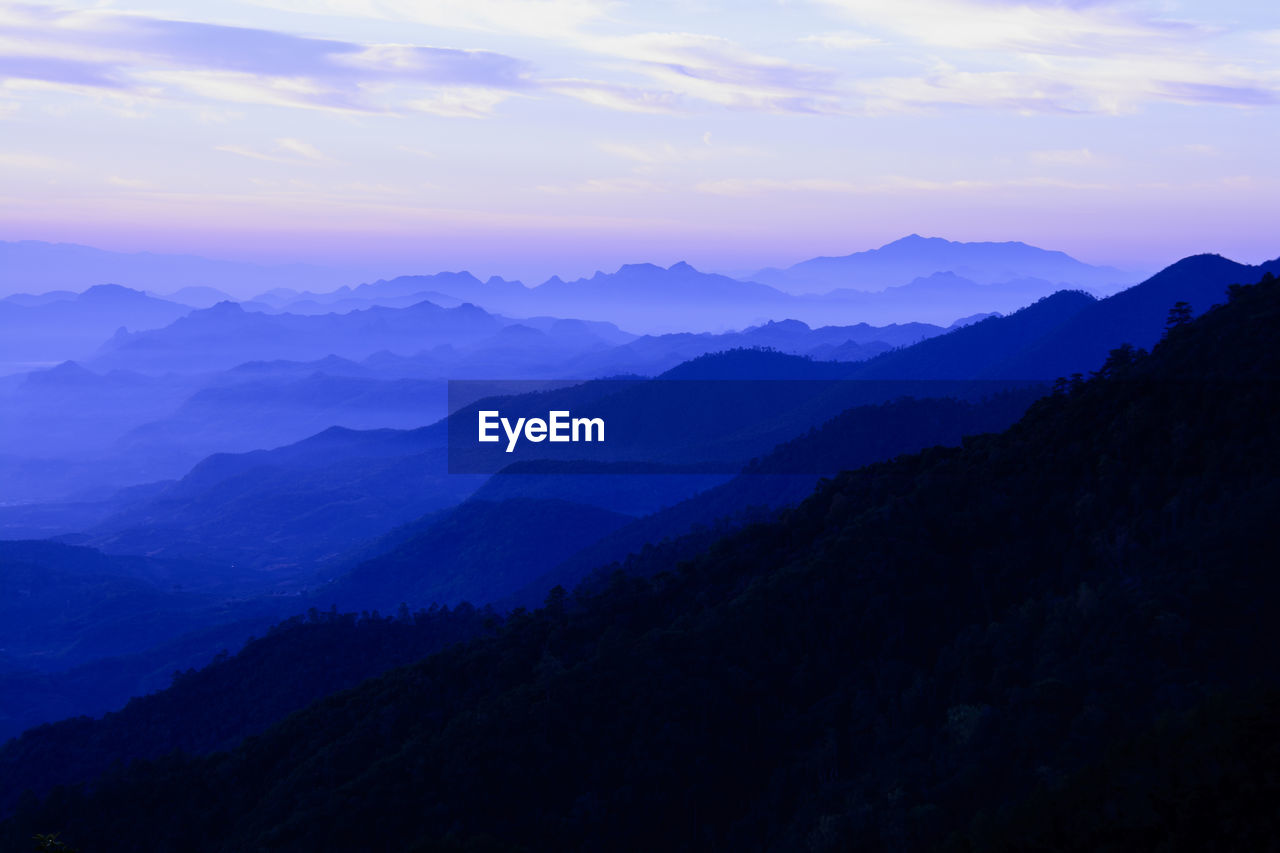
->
[1, 0, 1277, 282]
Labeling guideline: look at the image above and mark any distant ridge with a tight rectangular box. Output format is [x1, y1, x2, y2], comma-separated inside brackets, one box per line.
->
[993, 252, 1280, 378]
[752, 234, 1133, 294]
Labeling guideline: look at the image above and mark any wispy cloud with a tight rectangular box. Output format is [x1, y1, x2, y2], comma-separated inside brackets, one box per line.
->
[694, 174, 1108, 195]
[275, 138, 329, 161]
[577, 31, 843, 113]
[544, 79, 683, 114]
[1179, 143, 1218, 156]
[597, 136, 757, 166]
[811, 0, 1207, 56]
[852, 54, 1279, 115]
[799, 32, 881, 50]
[407, 87, 516, 117]
[0, 3, 845, 117]
[106, 175, 153, 188]
[812, 0, 1279, 114]
[537, 176, 665, 194]
[238, 0, 612, 40]
[0, 4, 534, 115]
[0, 150, 66, 170]
[1030, 148, 1097, 166]
[216, 138, 334, 164]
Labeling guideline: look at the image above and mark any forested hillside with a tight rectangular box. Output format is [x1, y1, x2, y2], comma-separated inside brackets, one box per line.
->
[0, 606, 494, 816]
[4, 273, 1278, 851]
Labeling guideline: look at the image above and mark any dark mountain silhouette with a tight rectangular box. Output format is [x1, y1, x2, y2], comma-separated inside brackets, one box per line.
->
[35, 249, 1274, 573]
[0, 328, 1053, 791]
[948, 311, 1000, 328]
[459, 471, 729, 519]
[4, 269, 1276, 852]
[0, 598, 303, 746]
[656, 348, 854, 380]
[841, 252, 1280, 381]
[753, 233, 1132, 293]
[82, 348, 1024, 574]
[991, 252, 1280, 378]
[323, 498, 631, 612]
[442, 358, 1035, 477]
[850, 290, 1098, 379]
[0, 605, 495, 816]
[504, 387, 1046, 610]
[0, 541, 265, 674]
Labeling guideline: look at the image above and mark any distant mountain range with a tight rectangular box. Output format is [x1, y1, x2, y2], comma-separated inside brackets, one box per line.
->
[0, 283, 192, 369]
[2, 236, 1142, 338]
[849, 253, 1280, 380]
[4, 265, 1276, 851]
[0, 249, 1273, 751]
[260, 256, 1121, 332]
[0, 311, 953, 506]
[751, 233, 1134, 294]
[85, 299, 950, 378]
[83, 249, 1277, 570]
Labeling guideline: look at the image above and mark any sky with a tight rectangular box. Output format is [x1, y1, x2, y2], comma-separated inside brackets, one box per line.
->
[0, 0, 1277, 283]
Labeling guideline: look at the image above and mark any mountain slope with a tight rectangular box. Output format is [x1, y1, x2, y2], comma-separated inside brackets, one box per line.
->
[505, 387, 1046, 609]
[91, 299, 505, 373]
[7, 273, 1276, 851]
[0, 606, 493, 816]
[0, 284, 192, 368]
[323, 498, 632, 611]
[87, 423, 483, 574]
[850, 289, 1097, 379]
[993, 252, 1280, 378]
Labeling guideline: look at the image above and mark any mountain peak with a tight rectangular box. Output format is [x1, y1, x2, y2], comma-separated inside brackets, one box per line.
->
[751, 318, 811, 332]
[20, 359, 97, 388]
[616, 262, 664, 275]
[205, 300, 245, 314]
[1161, 253, 1230, 271]
[884, 234, 948, 248]
[668, 261, 696, 273]
[80, 283, 146, 300]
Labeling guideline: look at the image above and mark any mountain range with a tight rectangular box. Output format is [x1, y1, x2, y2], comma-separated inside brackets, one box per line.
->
[0, 284, 192, 371]
[2, 236, 1142, 344]
[751, 233, 1134, 293]
[3, 259, 1275, 852]
[0, 244, 1274, 768]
